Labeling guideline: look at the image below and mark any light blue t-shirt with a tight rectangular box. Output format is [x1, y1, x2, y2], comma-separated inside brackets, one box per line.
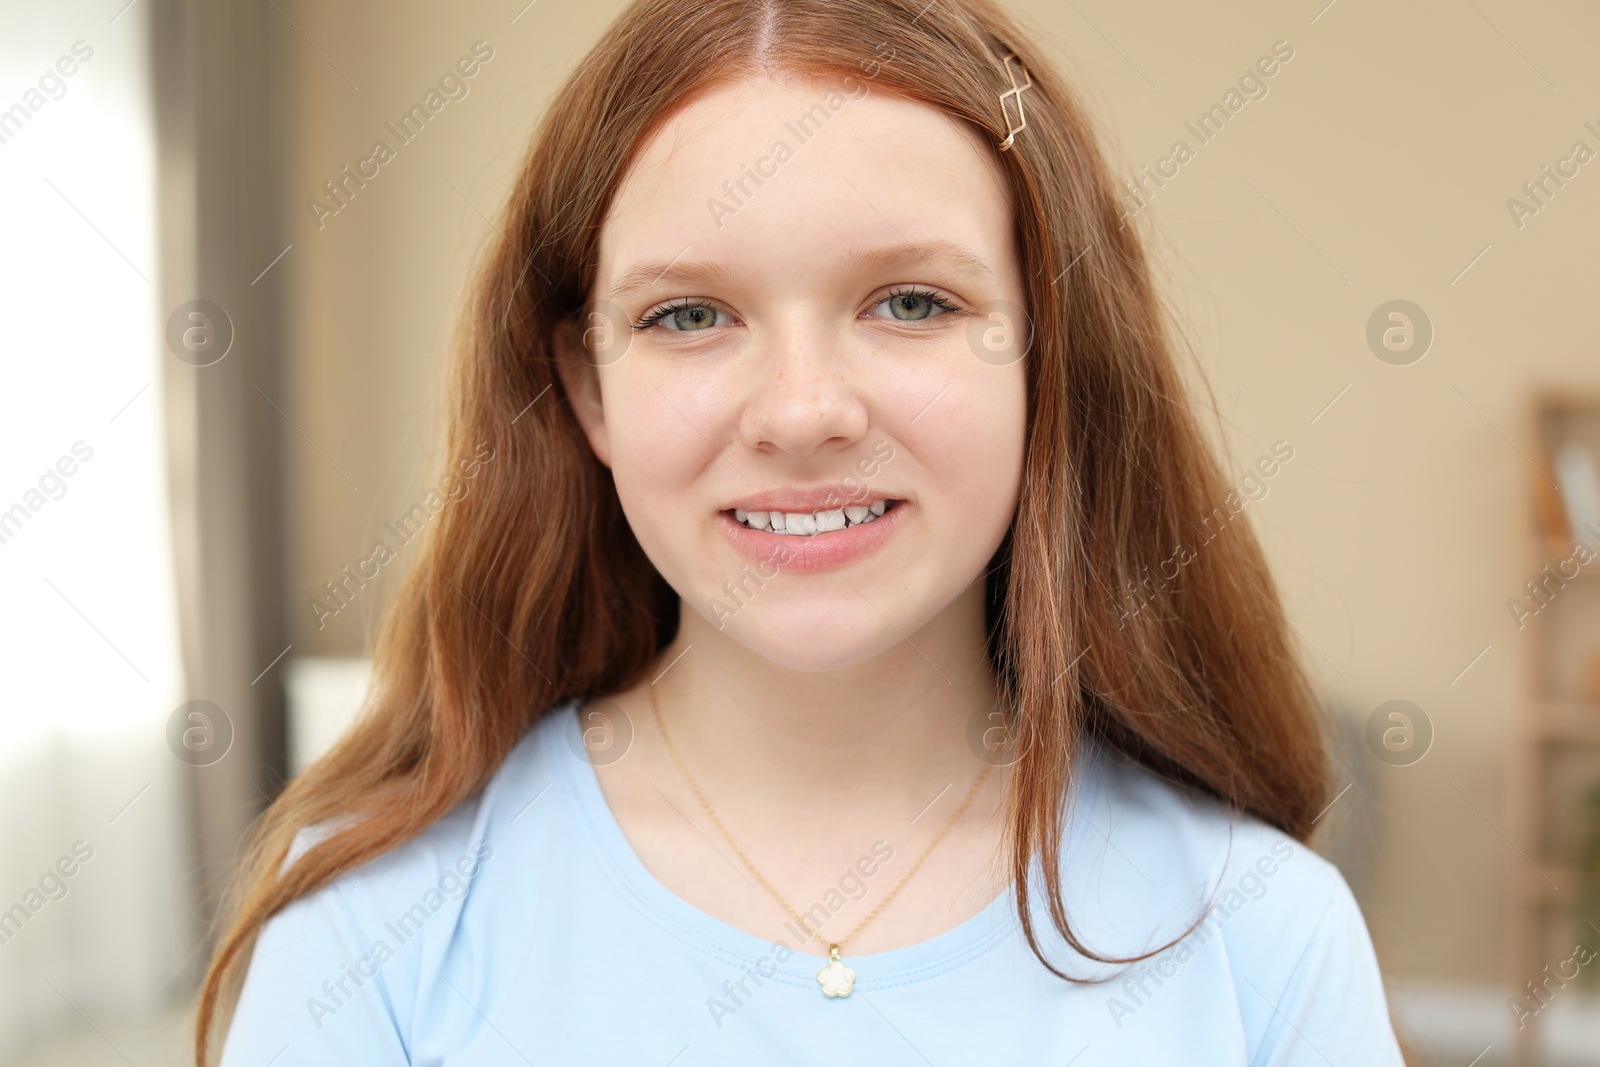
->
[221, 699, 1405, 1065]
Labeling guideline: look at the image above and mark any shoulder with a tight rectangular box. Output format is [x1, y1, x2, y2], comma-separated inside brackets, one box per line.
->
[269, 702, 570, 905]
[1062, 740, 1402, 1063]
[1065, 738, 1346, 947]
[274, 698, 575, 883]
[221, 703, 575, 1061]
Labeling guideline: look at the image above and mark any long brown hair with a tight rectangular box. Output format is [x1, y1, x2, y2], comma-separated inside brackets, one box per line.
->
[196, 0, 1332, 1060]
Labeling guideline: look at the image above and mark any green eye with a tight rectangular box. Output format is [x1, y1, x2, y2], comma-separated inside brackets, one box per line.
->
[633, 299, 727, 332]
[875, 287, 960, 323]
[667, 304, 719, 331]
[888, 292, 936, 320]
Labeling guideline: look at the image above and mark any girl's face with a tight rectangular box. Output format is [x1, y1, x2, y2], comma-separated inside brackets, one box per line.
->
[564, 74, 1028, 672]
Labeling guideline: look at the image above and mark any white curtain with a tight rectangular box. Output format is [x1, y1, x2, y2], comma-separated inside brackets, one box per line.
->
[0, 0, 189, 1055]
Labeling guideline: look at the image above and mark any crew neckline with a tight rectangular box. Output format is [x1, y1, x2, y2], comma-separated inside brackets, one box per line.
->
[550, 698, 1023, 992]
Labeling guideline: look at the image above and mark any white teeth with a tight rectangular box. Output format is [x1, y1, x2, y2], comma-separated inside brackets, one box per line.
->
[732, 500, 893, 534]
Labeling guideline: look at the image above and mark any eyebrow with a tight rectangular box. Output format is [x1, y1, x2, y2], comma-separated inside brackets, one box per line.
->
[606, 239, 995, 300]
[608, 258, 731, 300]
[845, 240, 996, 286]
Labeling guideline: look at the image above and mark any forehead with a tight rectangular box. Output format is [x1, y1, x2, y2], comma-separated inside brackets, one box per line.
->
[597, 74, 1016, 292]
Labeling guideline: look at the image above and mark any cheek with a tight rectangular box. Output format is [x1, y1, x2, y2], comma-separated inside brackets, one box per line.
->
[897, 363, 1026, 551]
[601, 367, 729, 554]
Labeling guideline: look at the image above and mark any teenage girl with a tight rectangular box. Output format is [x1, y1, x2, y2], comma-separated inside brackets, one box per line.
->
[200, 1, 1408, 1062]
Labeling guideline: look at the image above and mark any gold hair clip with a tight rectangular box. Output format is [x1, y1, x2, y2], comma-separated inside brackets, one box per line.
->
[997, 52, 1032, 152]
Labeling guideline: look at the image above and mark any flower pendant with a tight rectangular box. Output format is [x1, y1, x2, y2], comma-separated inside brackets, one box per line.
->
[817, 944, 856, 997]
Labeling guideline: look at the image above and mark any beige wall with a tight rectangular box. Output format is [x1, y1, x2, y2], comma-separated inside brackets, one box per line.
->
[281, 0, 1600, 987]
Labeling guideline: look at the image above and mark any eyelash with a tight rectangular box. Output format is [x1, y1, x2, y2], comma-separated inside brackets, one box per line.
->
[882, 286, 964, 320]
[629, 286, 964, 332]
[631, 297, 711, 332]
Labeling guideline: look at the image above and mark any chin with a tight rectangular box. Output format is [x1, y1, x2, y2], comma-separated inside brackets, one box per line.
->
[699, 601, 918, 674]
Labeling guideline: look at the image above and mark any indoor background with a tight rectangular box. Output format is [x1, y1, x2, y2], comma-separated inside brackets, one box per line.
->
[1, 0, 1597, 1063]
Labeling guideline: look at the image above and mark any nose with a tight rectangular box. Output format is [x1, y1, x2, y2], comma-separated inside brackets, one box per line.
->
[737, 319, 870, 457]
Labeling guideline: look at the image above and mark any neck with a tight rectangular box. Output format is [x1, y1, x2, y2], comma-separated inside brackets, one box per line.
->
[649, 582, 1001, 818]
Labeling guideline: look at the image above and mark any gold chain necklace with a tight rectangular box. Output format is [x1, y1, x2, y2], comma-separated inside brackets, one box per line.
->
[648, 683, 994, 998]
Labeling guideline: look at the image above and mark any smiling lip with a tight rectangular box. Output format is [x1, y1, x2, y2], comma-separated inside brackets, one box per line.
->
[717, 499, 905, 573]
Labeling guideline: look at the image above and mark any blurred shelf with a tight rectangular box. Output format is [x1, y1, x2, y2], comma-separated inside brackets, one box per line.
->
[1533, 701, 1600, 744]
[1510, 392, 1600, 1067]
[1525, 564, 1600, 583]
[1515, 862, 1580, 905]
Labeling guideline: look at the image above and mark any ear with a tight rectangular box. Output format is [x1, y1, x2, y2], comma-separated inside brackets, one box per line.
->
[552, 315, 613, 468]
